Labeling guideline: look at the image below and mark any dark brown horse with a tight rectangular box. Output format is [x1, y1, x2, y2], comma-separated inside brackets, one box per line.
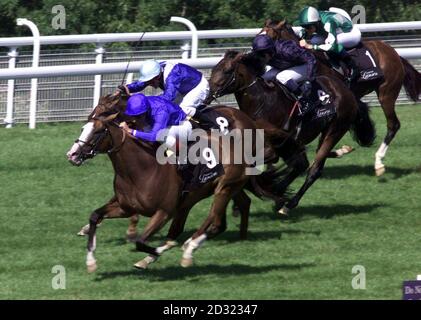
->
[66, 94, 281, 270]
[261, 19, 421, 176]
[207, 51, 375, 215]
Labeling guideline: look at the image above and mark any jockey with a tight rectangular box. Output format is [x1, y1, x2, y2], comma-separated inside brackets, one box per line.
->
[119, 93, 192, 152]
[116, 59, 209, 118]
[296, 6, 361, 83]
[252, 34, 317, 117]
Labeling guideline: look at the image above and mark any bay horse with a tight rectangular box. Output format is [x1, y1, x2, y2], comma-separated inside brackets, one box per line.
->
[66, 94, 283, 270]
[261, 19, 421, 176]
[207, 50, 376, 215]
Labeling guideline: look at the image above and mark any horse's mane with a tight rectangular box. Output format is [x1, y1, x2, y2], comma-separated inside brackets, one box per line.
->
[240, 52, 267, 77]
[224, 49, 241, 60]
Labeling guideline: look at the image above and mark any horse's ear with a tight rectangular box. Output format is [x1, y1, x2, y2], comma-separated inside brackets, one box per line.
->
[232, 52, 244, 64]
[264, 18, 272, 27]
[276, 19, 286, 29]
[101, 112, 119, 123]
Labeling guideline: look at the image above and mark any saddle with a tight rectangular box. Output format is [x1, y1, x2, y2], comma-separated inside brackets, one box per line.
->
[260, 73, 336, 125]
[324, 43, 384, 83]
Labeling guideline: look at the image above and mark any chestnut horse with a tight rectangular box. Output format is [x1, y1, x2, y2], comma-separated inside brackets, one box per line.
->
[66, 94, 282, 271]
[207, 51, 375, 215]
[261, 19, 421, 176]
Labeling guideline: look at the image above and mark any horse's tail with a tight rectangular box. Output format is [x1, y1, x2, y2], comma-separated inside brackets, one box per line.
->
[249, 163, 290, 202]
[401, 57, 421, 102]
[350, 100, 376, 147]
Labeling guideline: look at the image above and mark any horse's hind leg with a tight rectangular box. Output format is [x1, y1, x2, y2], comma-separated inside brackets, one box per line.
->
[85, 198, 128, 273]
[279, 128, 348, 216]
[374, 87, 401, 176]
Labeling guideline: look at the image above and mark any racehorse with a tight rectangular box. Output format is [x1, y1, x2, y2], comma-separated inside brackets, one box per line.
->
[261, 19, 421, 176]
[66, 94, 283, 271]
[207, 50, 375, 215]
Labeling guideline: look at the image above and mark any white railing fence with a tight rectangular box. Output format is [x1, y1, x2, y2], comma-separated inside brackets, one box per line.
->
[1, 18, 421, 128]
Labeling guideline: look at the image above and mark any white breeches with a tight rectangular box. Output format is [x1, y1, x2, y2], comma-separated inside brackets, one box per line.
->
[176, 75, 210, 117]
[164, 120, 193, 148]
[275, 64, 309, 85]
[337, 26, 361, 49]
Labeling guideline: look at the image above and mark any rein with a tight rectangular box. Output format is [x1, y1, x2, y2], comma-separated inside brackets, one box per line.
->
[78, 119, 127, 160]
[106, 121, 127, 154]
[212, 63, 258, 102]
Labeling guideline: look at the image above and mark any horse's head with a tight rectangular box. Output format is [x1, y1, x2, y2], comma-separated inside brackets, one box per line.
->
[260, 19, 299, 42]
[66, 94, 125, 166]
[207, 50, 266, 101]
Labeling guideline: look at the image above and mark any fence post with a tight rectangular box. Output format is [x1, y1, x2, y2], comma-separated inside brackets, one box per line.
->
[5, 47, 18, 128]
[170, 17, 198, 59]
[93, 44, 105, 108]
[17, 18, 40, 129]
[181, 43, 191, 59]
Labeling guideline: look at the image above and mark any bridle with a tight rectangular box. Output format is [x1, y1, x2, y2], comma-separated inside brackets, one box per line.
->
[211, 60, 258, 102]
[76, 119, 127, 161]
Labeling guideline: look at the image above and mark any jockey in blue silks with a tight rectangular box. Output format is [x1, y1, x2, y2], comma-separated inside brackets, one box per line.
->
[117, 59, 210, 118]
[119, 93, 192, 150]
[252, 34, 317, 116]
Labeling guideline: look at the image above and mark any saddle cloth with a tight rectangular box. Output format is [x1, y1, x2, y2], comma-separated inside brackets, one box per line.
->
[347, 43, 383, 83]
[180, 107, 230, 192]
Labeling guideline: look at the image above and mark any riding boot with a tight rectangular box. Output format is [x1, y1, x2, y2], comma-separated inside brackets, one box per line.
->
[294, 81, 315, 118]
[341, 51, 359, 85]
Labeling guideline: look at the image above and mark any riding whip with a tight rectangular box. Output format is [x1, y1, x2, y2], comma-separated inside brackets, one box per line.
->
[120, 31, 147, 86]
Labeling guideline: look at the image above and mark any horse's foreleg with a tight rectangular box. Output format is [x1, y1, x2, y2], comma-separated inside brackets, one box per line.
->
[126, 214, 139, 242]
[86, 199, 126, 273]
[273, 151, 309, 211]
[232, 190, 251, 240]
[279, 129, 347, 215]
[375, 86, 401, 176]
[133, 209, 171, 269]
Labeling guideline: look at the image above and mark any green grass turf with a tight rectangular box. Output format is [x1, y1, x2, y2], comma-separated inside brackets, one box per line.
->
[0, 105, 421, 300]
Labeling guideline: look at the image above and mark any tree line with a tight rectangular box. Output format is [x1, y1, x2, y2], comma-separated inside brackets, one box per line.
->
[1, 1, 419, 39]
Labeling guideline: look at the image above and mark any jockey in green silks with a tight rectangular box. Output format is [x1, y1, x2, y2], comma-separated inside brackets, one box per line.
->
[296, 6, 361, 83]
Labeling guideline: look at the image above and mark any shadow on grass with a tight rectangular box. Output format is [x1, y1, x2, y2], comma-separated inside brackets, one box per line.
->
[94, 262, 316, 282]
[102, 227, 320, 251]
[251, 203, 383, 222]
[290, 203, 383, 221]
[321, 165, 416, 180]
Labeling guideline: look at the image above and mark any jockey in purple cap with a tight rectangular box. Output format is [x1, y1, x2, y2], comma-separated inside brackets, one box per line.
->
[119, 93, 191, 151]
[116, 59, 209, 118]
[252, 34, 317, 117]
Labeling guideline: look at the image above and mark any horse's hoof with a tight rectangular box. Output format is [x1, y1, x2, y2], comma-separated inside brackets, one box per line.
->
[341, 145, 354, 154]
[278, 206, 289, 216]
[375, 166, 385, 177]
[165, 240, 178, 249]
[134, 259, 149, 270]
[87, 262, 97, 273]
[77, 224, 90, 236]
[181, 238, 192, 251]
[180, 257, 193, 268]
